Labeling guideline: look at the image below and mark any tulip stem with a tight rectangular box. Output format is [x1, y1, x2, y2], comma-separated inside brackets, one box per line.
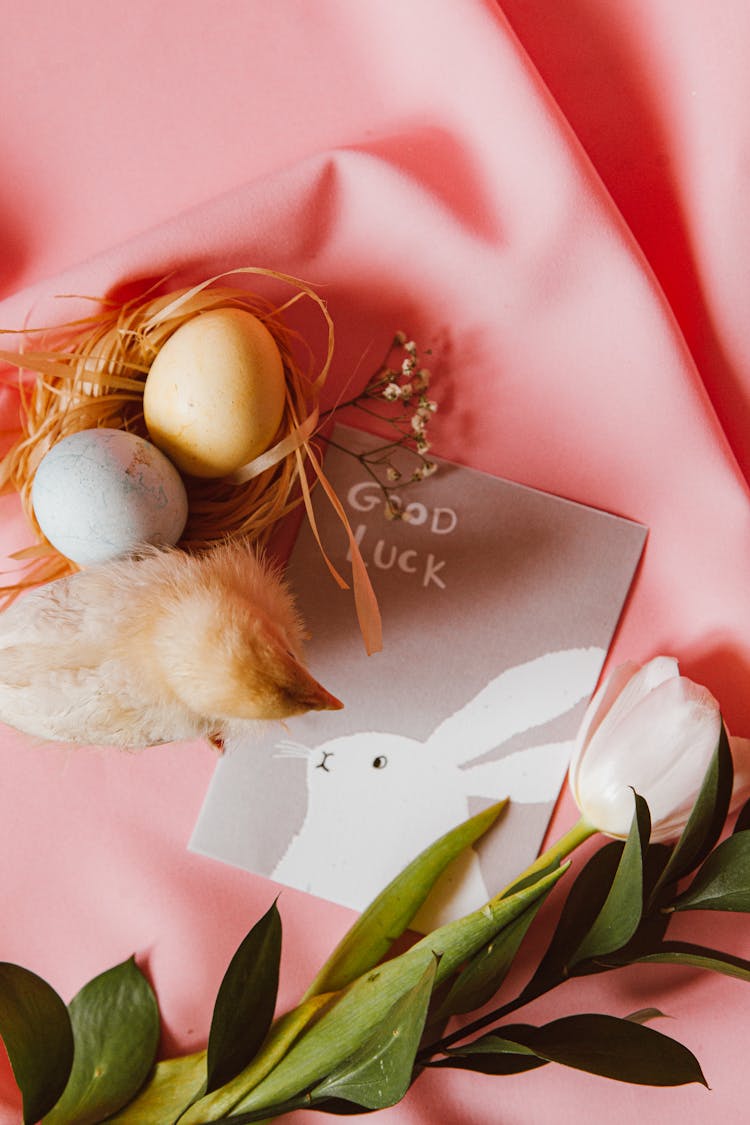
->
[503, 816, 598, 896]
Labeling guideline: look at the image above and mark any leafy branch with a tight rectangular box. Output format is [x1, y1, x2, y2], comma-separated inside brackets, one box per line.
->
[2, 729, 750, 1122]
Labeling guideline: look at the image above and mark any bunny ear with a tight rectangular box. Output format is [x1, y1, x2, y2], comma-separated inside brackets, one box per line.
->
[426, 646, 605, 767]
[465, 740, 575, 804]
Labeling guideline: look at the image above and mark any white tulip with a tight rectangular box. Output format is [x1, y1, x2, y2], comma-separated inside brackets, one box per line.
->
[568, 656, 723, 842]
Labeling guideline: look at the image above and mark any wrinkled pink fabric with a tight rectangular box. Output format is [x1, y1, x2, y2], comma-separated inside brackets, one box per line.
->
[1, 2, 749, 1121]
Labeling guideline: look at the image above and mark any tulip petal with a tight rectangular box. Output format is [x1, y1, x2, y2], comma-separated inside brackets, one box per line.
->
[569, 662, 640, 779]
[586, 658, 680, 752]
[568, 659, 680, 812]
[632, 680, 721, 835]
[573, 675, 720, 838]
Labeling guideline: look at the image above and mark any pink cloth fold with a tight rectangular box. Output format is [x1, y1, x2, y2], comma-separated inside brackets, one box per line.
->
[1, 2, 749, 1121]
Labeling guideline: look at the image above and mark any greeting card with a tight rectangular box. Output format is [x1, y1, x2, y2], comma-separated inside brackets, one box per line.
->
[191, 426, 647, 928]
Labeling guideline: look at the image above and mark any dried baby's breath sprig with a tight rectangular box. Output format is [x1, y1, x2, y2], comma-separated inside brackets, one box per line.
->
[324, 332, 438, 520]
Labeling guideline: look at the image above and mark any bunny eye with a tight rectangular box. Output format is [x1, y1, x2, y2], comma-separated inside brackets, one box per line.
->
[372, 755, 388, 769]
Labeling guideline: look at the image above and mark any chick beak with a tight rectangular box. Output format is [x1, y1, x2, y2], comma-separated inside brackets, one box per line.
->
[277, 649, 344, 716]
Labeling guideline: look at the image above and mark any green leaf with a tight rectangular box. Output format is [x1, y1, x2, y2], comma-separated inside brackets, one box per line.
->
[0, 963, 74, 1124]
[206, 901, 282, 1093]
[304, 800, 508, 997]
[475, 1014, 706, 1087]
[669, 831, 750, 912]
[104, 1051, 208, 1124]
[206, 1101, 312, 1124]
[625, 1008, 668, 1025]
[733, 796, 750, 835]
[649, 724, 733, 907]
[311, 958, 437, 1110]
[524, 842, 623, 995]
[638, 940, 750, 981]
[180, 805, 504, 1124]
[535, 1014, 708, 1085]
[229, 864, 569, 1117]
[179, 994, 332, 1125]
[437, 890, 553, 1019]
[571, 792, 650, 965]
[430, 1033, 547, 1075]
[42, 956, 160, 1125]
[601, 844, 673, 965]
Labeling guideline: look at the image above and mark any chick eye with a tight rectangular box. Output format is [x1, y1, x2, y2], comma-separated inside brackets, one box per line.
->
[372, 755, 388, 769]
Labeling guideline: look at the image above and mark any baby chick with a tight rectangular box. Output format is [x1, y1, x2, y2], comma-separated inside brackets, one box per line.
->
[0, 539, 342, 749]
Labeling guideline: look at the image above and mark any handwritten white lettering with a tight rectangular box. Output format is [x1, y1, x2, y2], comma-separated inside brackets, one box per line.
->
[347, 482, 382, 513]
[346, 481, 458, 535]
[373, 540, 398, 570]
[346, 524, 448, 590]
[423, 554, 447, 589]
[398, 549, 418, 574]
[431, 507, 458, 534]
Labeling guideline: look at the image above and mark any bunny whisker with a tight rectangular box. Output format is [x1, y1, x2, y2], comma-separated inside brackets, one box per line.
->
[273, 740, 314, 761]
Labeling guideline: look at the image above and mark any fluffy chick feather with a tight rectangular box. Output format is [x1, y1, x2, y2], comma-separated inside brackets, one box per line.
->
[0, 540, 342, 749]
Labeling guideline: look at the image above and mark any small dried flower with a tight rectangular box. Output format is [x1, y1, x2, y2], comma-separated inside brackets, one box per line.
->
[384, 500, 410, 521]
[324, 330, 439, 515]
[419, 460, 438, 479]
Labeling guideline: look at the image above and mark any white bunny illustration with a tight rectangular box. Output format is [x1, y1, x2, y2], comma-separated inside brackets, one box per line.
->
[268, 645, 605, 924]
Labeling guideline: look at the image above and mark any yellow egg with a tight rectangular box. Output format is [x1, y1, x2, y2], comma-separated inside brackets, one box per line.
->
[143, 308, 286, 478]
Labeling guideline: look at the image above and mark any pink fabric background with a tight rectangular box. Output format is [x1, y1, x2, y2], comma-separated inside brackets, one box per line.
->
[1, 1, 749, 1121]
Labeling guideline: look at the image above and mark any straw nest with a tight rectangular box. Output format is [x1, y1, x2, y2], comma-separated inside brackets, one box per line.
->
[0, 267, 336, 588]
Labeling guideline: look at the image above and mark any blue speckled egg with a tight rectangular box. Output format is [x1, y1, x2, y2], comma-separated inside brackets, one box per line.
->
[31, 428, 189, 566]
